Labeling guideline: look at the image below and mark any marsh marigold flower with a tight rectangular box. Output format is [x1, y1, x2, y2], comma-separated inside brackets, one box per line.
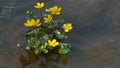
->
[44, 14, 53, 23]
[63, 23, 73, 32]
[34, 2, 44, 9]
[45, 6, 61, 15]
[24, 19, 41, 27]
[48, 39, 59, 47]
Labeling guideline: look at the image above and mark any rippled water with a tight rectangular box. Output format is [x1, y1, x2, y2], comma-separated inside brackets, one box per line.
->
[0, 0, 120, 68]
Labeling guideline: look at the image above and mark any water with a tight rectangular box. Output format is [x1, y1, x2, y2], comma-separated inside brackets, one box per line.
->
[0, 0, 120, 68]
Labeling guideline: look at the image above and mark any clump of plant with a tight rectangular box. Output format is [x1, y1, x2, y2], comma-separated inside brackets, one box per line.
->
[18, 2, 73, 55]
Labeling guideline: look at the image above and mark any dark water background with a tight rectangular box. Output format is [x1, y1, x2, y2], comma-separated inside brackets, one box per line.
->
[0, 0, 120, 68]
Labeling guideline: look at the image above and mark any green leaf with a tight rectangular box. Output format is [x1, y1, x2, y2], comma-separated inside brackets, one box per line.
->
[55, 30, 68, 39]
[58, 48, 68, 55]
[60, 43, 71, 49]
[24, 29, 35, 43]
[26, 11, 35, 20]
[47, 46, 54, 50]
[27, 40, 31, 44]
[54, 19, 64, 24]
[35, 49, 39, 55]
[58, 43, 71, 55]
[34, 40, 40, 48]
[24, 33, 34, 44]
[37, 27, 47, 35]
[43, 34, 49, 41]
[58, 34, 67, 39]
[39, 42, 47, 49]
[40, 48, 48, 54]
[42, 21, 58, 29]
[42, 13, 48, 17]
[48, 23, 57, 28]
[27, 30, 35, 35]
[57, 19, 64, 23]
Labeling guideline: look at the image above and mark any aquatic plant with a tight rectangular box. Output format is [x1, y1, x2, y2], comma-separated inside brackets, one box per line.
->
[18, 2, 73, 55]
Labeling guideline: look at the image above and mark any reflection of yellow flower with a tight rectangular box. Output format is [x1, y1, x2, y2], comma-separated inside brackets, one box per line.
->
[45, 6, 61, 15]
[48, 39, 59, 47]
[63, 23, 73, 32]
[44, 14, 52, 23]
[24, 19, 41, 27]
[34, 2, 44, 9]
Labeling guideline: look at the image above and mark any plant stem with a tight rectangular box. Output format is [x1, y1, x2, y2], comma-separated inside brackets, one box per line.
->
[62, 32, 65, 35]
[35, 28, 38, 40]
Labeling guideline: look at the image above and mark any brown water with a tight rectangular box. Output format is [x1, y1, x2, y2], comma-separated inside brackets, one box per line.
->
[0, 0, 120, 68]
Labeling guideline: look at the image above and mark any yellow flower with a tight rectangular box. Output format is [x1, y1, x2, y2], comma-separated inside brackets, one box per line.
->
[34, 2, 44, 9]
[24, 19, 41, 27]
[63, 23, 73, 32]
[48, 39, 59, 47]
[45, 8, 52, 12]
[45, 6, 61, 15]
[44, 14, 53, 23]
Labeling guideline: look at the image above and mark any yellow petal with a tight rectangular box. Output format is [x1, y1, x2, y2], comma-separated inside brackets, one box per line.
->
[45, 9, 49, 12]
[31, 19, 35, 23]
[55, 42, 59, 45]
[44, 17, 49, 23]
[44, 14, 52, 23]
[70, 27, 73, 29]
[65, 29, 69, 32]
[63, 24, 67, 27]
[27, 20, 31, 23]
[34, 6, 37, 8]
[52, 39, 56, 43]
[54, 6, 58, 9]
[36, 19, 40, 23]
[48, 40, 51, 44]
[59, 7, 62, 11]
[34, 2, 44, 8]
[36, 23, 41, 26]
[41, 3, 44, 7]
[68, 23, 72, 26]
[56, 12, 61, 15]
[24, 23, 32, 27]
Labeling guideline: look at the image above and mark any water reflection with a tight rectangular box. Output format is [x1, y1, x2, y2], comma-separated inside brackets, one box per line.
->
[19, 48, 69, 68]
